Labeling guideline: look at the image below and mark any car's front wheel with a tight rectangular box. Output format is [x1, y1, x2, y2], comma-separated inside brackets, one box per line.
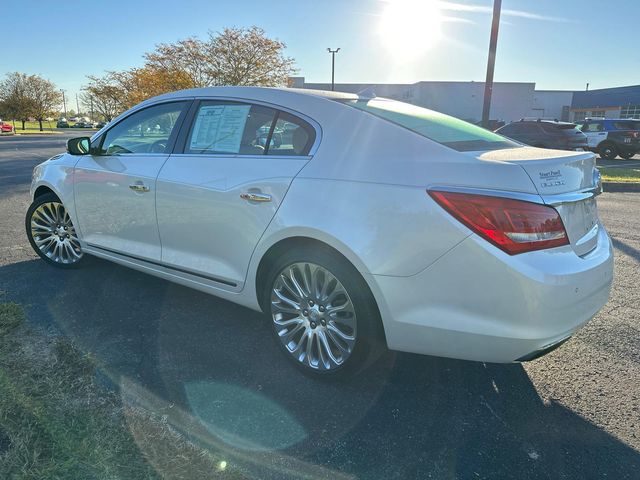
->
[25, 193, 84, 268]
[264, 246, 384, 377]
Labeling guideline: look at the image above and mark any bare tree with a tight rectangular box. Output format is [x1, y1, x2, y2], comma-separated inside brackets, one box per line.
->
[26, 75, 62, 131]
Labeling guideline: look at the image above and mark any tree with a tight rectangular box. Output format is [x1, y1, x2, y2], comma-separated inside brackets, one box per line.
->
[27, 75, 62, 131]
[0, 72, 34, 130]
[205, 26, 296, 86]
[84, 26, 296, 110]
[82, 73, 128, 121]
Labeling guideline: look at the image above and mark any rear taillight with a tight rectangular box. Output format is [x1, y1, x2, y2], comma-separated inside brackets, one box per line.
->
[428, 190, 569, 255]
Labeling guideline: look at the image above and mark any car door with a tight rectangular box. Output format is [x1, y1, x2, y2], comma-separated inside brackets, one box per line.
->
[581, 121, 606, 149]
[74, 100, 190, 261]
[156, 100, 317, 288]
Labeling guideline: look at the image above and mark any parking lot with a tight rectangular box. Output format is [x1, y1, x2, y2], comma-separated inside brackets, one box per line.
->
[1, 134, 639, 479]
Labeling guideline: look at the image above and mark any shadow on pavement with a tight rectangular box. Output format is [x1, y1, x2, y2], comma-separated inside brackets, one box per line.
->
[1, 258, 639, 479]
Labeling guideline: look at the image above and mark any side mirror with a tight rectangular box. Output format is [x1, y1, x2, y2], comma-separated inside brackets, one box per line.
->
[67, 136, 91, 155]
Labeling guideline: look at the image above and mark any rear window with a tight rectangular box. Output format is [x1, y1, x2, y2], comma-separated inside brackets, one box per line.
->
[341, 98, 518, 152]
[541, 122, 578, 133]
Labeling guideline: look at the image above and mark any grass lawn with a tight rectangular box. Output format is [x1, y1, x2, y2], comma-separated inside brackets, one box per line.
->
[0, 301, 244, 479]
[598, 167, 640, 183]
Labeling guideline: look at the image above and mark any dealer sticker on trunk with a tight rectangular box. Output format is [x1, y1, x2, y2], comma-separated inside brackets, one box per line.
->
[538, 169, 566, 188]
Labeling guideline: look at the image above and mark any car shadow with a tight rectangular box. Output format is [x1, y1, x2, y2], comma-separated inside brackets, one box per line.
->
[1, 258, 639, 479]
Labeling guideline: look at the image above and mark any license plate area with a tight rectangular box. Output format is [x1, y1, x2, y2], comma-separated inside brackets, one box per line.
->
[554, 197, 599, 256]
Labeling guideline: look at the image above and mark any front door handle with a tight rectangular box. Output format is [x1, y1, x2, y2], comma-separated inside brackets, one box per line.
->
[129, 182, 150, 193]
[240, 192, 272, 202]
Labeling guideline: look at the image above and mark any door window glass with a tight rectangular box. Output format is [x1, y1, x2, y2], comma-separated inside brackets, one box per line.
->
[100, 102, 187, 155]
[185, 102, 277, 155]
[266, 112, 316, 156]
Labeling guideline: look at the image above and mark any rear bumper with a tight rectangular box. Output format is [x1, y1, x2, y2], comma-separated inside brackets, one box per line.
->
[368, 223, 614, 363]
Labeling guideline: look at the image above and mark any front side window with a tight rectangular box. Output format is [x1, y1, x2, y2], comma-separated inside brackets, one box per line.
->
[100, 102, 187, 155]
[582, 122, 603, 132]
[341, 98, 518, 152]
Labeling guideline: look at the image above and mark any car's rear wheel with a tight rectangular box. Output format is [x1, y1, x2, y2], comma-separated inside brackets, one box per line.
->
[263, 246, 384, 377]
[599, 143, 618, 160]
[619, 151, 635, 159]
[25, 193, 84, 268]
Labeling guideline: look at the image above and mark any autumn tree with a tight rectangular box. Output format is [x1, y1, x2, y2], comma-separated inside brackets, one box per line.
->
[82, 73, 128, 121]
[0, 72, 34, 130]
[206, 27, 295, 86]
[84, 26, 296, 109]
[27, 75, 62, 131]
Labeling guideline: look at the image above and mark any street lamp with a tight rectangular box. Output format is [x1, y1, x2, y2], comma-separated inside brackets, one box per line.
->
[60, 89, 67, 119]
[327, 48, 340, 91]
[481, 0, 501, 129]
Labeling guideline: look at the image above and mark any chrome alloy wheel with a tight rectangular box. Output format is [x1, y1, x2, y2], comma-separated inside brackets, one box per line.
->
[271, 262, 357, 371]
[30, 202, 83, 264]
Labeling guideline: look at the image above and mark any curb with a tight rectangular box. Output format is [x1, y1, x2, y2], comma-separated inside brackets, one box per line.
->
[603, 182, 640, 193]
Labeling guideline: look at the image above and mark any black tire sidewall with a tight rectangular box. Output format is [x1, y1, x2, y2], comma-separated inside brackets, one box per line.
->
[25, 193, 84, 269]
[599, 143, 618, 160]
[262, 245, 385, 379]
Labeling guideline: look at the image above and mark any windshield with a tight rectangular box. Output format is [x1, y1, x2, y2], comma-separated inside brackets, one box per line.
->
[341, 98, 519, 151]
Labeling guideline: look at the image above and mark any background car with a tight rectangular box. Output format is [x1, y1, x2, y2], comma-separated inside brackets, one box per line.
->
[0, 121, 14, 134]
[26, 87, 613, 377]
[56, 120, 70, 128]
[575, 118, 640, 159]
[496, 119, 588, 151]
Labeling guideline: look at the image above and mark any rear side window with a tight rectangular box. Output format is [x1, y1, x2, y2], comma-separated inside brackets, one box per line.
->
[266, 112, 316, 156]
[612, 121, 640, 130]
[341, 98, 518, 151]
[184, 101, 315, 156]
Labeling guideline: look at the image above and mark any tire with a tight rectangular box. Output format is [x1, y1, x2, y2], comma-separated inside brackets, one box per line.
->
[619, 151, 635, 160]
[262, 245, 385, 378]
[598, 143, 618, 160]
[25, 193, 84, 269]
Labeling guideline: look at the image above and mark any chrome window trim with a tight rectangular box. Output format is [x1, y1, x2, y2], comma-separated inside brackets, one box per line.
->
[91, 95, 322, 157]
[180, 95, 322, 157]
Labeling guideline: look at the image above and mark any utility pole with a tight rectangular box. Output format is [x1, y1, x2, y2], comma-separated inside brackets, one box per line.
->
[90, 96, 94, 121]
[75, 93, 80, 117]
[586, 82, 590, 91]
[481, 0, 502, 129]
[61, 90, 67, 119]
[327, 48, 340, 91]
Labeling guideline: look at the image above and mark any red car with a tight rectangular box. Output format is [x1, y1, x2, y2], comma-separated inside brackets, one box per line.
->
[0, 121, 14, 134]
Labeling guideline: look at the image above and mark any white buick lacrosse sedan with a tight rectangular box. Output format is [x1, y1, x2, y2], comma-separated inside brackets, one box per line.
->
[26, 87, 613, 376]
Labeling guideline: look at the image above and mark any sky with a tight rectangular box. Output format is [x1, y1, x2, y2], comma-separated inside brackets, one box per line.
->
[2, 0, 639, 107]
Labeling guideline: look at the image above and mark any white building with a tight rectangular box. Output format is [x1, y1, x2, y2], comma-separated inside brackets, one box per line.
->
[289, 77, 573, 124]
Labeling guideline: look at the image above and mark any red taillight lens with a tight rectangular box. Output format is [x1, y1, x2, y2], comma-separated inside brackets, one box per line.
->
[428, 190, 569, 255]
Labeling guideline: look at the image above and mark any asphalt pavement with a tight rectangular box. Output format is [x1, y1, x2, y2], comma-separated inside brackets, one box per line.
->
[0, 134, 639, 479]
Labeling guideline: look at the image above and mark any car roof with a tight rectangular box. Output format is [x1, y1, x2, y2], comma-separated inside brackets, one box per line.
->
[144, 86, 359, 104]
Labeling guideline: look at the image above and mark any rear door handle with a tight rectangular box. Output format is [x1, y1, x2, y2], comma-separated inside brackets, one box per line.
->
[240, 192, 272, 202]
[129, 182, 150, 192]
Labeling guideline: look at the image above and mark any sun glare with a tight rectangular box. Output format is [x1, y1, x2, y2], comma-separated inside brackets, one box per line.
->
[379, 0, 444, 55]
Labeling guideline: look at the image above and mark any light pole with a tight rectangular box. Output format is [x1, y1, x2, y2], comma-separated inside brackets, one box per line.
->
[75, 93, 80, 117]
[60, 89, 67, 119]
[327, 47, 340, 91]
[481, 0, 501, 129]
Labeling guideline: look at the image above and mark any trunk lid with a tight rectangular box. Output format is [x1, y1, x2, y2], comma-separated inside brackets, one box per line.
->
[477, 147, 601, 256]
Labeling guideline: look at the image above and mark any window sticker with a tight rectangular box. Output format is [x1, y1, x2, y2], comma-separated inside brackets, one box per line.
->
[189, 105, 251, 153]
